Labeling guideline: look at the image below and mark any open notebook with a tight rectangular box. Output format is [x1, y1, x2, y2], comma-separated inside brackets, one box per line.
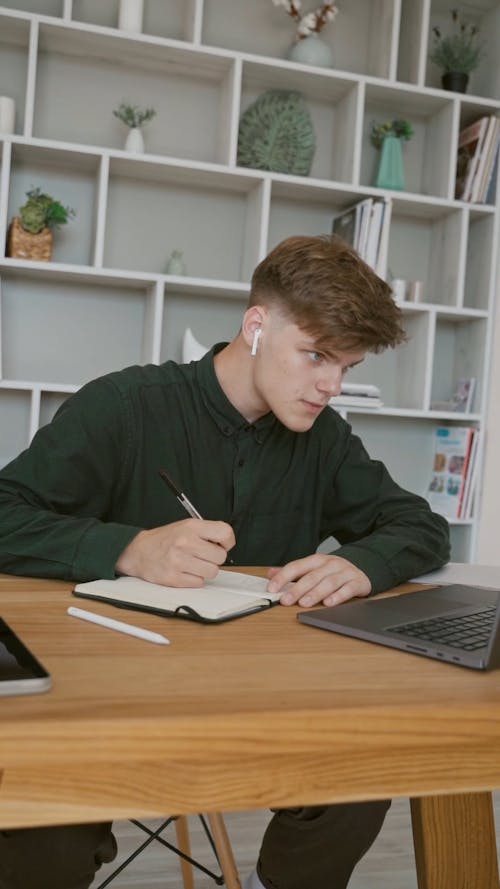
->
[73, 570, 281, 624]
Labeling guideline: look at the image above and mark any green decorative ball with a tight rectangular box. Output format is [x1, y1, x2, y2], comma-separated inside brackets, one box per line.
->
[237, 89, 315, 176]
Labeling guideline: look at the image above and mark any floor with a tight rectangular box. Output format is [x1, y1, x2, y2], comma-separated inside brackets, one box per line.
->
[90, 793, 500, 888]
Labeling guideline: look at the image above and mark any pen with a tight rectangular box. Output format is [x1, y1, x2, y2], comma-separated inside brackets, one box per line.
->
[159, 469, 203, 519]
[159, 468, 234, 565]
[67, 606, 170, 645]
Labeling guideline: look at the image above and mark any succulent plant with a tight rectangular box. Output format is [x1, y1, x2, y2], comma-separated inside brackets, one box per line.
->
[19, 188, 75, 234]
[370, 119, 414, 149]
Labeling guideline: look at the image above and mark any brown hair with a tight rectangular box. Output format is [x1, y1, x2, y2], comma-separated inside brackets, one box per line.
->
[249, 235, 406, 353]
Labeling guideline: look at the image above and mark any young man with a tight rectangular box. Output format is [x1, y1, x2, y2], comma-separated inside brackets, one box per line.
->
[0, 235, 449, 889]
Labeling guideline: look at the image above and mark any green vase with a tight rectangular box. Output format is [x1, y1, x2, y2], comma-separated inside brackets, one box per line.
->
[374, 134, 405, 191]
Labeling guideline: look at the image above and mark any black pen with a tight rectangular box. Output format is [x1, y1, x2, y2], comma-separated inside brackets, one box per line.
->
[159, 469, 203, 519]
[159, 469, 234, 565]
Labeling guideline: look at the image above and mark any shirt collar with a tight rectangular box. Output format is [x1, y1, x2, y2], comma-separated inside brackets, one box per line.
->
[195, 343, 277, 440]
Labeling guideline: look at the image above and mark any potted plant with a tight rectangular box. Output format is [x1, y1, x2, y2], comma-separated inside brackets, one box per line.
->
[6, 187, 76, 261]
[370, 119, 413, 191]
[429, 8, 484, 93]
[113, 101, 156, 153]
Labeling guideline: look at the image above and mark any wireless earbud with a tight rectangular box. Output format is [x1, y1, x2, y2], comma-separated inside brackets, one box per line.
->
[251, 327, 262, 356]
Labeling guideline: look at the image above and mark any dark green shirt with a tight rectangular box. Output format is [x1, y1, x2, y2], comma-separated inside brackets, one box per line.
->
[0, 347, 449, 590]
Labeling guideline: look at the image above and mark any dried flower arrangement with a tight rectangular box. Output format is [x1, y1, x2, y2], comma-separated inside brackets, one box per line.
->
[271, 0, 339, 40]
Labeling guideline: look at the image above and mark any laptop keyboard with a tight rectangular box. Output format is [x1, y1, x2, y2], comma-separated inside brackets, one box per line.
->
[387, 605, 496, 651]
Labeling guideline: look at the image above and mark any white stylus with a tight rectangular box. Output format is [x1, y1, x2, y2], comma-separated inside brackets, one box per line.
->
[67, 606, 170, 645]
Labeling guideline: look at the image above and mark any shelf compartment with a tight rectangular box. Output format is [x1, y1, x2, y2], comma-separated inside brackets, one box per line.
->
[202, 0, 398, 80]
[239, 60, 359, 184]
[361, 84, 455, 198]
[0, 1, 62, 14]
[161, 284, 246, 363]
[347, 312, 432, 411]
[0, 269, 158, 385]
[430, 316, 487, 414]
[267, 180, 365, 251]
[71, 0, 197, 42]
[426, 1, 500, 101]
[463, 212, 497, 311]
[6, 142, 101, 266]
[386, 205, 466, 307]
[105, 157, 265, 281]
[32, 21, 235, 165]
[0, 14, 31, 137]
[347, 413, 443, 501]
[0, 387, 31, 469]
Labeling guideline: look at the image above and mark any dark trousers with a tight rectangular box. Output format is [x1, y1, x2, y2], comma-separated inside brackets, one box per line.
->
[0, 800, 390, 889]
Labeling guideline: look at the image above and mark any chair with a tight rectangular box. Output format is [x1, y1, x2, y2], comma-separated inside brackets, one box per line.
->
[94, 811, 241, 888]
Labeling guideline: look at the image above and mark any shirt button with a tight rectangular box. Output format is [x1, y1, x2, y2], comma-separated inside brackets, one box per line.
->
[238, 459, 245, 467]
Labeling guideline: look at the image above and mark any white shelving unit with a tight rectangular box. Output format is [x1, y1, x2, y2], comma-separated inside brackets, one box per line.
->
[0, 0, 499, 563]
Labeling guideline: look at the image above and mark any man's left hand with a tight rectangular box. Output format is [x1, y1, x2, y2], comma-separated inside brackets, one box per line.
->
[267, 553, 371, 607]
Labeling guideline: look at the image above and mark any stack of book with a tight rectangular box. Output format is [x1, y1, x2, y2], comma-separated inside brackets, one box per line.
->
[455, 114, 500, 204]
[426, 425, 480, 520]
[332, 197, 390, 275]
[329, 382, 383, 410]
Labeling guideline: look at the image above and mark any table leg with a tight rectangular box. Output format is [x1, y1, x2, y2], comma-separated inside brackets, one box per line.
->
[410, 792, 499, 889]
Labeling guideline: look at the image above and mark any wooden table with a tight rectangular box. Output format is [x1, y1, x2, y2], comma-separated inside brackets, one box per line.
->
[1, 572, 499, 889]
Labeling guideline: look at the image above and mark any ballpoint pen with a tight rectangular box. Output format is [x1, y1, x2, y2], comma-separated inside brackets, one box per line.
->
[159, 468, 234, 564]
[159, 469, 203, 519]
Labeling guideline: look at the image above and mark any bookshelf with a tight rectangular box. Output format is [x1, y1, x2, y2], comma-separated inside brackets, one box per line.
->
[0, 0, 499, 563]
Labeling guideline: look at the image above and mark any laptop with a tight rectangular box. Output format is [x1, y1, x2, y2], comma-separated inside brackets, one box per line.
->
[297, 584, 500, 670]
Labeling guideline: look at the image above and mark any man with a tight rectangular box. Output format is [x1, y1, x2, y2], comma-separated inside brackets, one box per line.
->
[0, 235, 449, 889]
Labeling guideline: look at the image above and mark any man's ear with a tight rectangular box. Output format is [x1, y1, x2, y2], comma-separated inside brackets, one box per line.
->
[241, 306, 266, 351]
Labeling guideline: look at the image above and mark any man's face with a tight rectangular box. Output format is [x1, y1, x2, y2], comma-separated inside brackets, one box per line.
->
[251, 314, 366, 432]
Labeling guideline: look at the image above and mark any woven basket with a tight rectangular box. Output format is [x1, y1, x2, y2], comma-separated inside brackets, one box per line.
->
[6, 216, 52, 261]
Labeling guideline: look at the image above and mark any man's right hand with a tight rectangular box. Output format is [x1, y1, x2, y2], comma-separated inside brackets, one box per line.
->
[115, 519, 235, 587]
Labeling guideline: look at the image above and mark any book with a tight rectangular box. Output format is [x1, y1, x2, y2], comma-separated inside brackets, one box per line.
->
[460, 428, 480, 519]
[426, 426, 474, 519]
[73, 570, 281, 624]
[455, 116, 489, 202]
[331, 197, 389, 274]
[470, 116, 499, 203]
[329, 394, 383, 409]
[475, 117, 500, 203]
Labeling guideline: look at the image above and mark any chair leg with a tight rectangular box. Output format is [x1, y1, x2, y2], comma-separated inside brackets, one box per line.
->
[207, 812, 242, 889]
[174, 816, 195, 889]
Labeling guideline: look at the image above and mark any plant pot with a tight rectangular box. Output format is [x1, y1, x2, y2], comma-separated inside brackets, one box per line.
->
[442, 71, 469, 93]
[6, 216, 52, 261]
[374, 135, 405, 191]
[287, 33, 333, 68]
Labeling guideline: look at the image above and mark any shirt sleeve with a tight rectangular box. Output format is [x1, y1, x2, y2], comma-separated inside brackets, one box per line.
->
[0, 378, 142, 581]
[323, 425, 450, 594]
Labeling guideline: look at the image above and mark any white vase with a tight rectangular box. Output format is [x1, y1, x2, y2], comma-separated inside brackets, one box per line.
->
[118, 0, 144, 32]
[165, 250, 186, 275]
[0, 96, 16, 135]
[287, 33, 333, 68]
[125, 127, 144, 153]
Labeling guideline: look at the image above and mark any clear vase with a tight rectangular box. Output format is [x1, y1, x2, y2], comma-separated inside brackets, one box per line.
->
[287, 33, 333, 68]
[124, 127, 144, 153]
[374, 134, 405, 191]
